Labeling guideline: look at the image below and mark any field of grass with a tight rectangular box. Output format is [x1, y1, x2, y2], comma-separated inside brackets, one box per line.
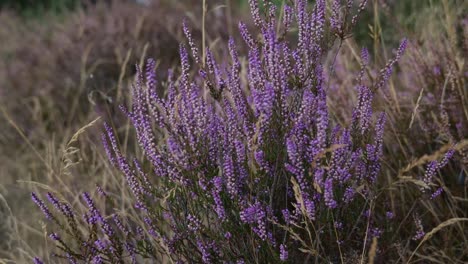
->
[0, 0, 466, 263]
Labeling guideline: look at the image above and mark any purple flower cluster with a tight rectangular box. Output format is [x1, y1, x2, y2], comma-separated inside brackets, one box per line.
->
[32, 1, 420, 262]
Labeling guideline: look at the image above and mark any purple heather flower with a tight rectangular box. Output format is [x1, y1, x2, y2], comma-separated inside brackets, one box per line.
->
[103, 122, 121, 159]
[283, 5, 293, 32]
[96, 184, 107, 197]
[334, 221, 343, 230]
[197, 239, 212, 264]
[46, 192, 61, 211]
[102, 133, 117, 167]
[239, 22, 255, 48]
[386, 211, 395, 219]
[375, 38, 407, 91]
[354, 85, 373, 134]
[223, 153, 238, 199]
[254, 150, 270, 172]
[92, 255, 103, 264]
[49, 233, 60, 241]
[413, 216, 425, 240]
[330, 0, 342, 32]
[240, 202, 268, 240]
[113, 214, 129, 236]
[311, 0, 325, 41]
[430, 187, 444, 200]
[67, 254, 78, 264]
[31, 193, 53, 220]
[183, 20, 200, 64]
[145, 58, 157, 91]
[324, 177, 337, 209]
[343, 186, 356, 203]
[364, 209, 371, 219]
[33, 258, 44, 264]
[240, 203, 262, 224]
[212, 190, 226, 221]
[282, 209, 291, 225]
[370, 227, 382, 238]
[374, 112, 386, 156]
[248, 0, 263, 28]
[144, 217, 159, 238]
[82, 192, 114, 237]
[423, 161, 438, 189]
[438, 149, 455, 169]
[280, 244, 288, 261]
[94, 239, 108, 251]
[125, 243, 137, 264]
[361, 47, 370, 66]
[82, 193, 100, 219]
[304, 198, 316, 219]
[351, 0, 369, 26]
[188, 214, 202, 232]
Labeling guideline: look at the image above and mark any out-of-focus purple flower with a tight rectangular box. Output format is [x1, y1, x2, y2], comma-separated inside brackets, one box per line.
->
[375, 38, 407, 91]
[211, 176, 226, 221]
[386, 211, 395, 219]
[280, 244, 288, 261]
[67, 254, 78, 264]
[188, 214, 202, 232]
[92, 255, 103, 264]
[96, 184, 107, 197]
[423, 161, 438, 189]
[413, 215, 425, 240]
[197, 239, 212, 264]
[33, 257, 44, 264]
[438, 149, 455, 169]
[49, 233, 60, 241]
[430, 187, 444, 200]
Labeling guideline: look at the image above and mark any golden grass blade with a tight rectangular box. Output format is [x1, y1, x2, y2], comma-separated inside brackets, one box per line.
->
[408, 87, 424, 129]
[408, 218, 468, 263]
[290, 176, 307, 217]
[67, 117, 101, 147]
[368, 237, 378, 264]
[399, 140, 467, 175]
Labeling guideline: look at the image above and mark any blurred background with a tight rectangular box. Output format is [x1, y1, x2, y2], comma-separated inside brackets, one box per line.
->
[0, 0, 466, 262]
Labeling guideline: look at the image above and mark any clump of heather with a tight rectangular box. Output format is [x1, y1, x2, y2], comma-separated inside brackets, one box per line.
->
[322, 2, 468, 258]
[397, 23, 467, 150]
[32, 0, 460, 263]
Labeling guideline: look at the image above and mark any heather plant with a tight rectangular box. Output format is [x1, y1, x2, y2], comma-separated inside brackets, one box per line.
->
[31, 0, 464, 263]
[397, 11, 467, 149]
[323, 1, 468, 260]
[326, 0, 467, 190]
